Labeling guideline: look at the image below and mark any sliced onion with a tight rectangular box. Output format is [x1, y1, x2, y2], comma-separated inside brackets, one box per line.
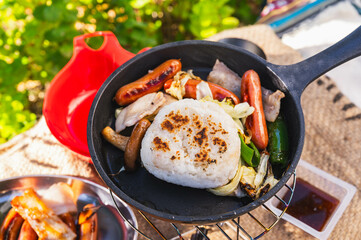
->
[208, 162, 244, 196]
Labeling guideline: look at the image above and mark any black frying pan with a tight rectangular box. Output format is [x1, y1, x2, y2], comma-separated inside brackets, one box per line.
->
[88, 26, 361, 224]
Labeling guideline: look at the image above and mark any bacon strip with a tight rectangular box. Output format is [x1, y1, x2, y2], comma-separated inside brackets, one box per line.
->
[261, 87, 285, 122]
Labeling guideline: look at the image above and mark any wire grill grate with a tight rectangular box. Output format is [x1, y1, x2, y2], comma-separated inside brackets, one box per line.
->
[110, 170, 296, 239]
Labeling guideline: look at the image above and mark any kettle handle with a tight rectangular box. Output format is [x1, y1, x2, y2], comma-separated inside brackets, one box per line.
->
[73, 31, 135, 63]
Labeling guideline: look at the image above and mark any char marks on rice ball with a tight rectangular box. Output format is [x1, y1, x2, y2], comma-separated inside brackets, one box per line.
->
[141, 99, 240, 189]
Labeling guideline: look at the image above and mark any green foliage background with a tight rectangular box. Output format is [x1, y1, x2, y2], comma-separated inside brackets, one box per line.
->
[0, 0, 262, 143]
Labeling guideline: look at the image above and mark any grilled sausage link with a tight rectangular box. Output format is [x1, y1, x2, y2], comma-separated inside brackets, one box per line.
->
[124, 118, 151, 171]
[0, 208, 24, 240]
[18, 221, 38, 240]
[115, 59, 182, 106]
[164, 79, 240, 104]
[241, 70, 268, 150]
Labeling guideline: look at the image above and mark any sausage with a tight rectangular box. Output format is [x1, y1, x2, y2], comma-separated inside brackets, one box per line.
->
[0, 208, 17, 239]
[0, 208, 24, 240]
[101, 126, 129, 151]
[164, 79, 240, 104]
[78, 204, 98, 240]
[124, 118, 151, 171]
[58, 212, 76, 234]
[241, 70, 268, 150]
[18, 221, 37, 240]
[115, 59, 182, 106]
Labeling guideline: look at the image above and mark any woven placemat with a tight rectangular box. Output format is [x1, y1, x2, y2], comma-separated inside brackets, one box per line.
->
[0, 117, 96, 179]
[0, 24, 359, 239]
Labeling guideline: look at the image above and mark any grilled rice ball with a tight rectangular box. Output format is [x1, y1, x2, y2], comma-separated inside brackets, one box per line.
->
[140, 99, 240, 189]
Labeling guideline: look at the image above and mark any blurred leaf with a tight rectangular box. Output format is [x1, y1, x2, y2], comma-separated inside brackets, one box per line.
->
[79, 0, 93, 4]
[0, 92, 36, 143]
[11, 100, 24, 111]
[219, 5, 234, 18]
[43, 5, 62, 22]
[33, 5, 47, 21]
[59, 44, 73, 58]
[200, 27, 218, 39]
[189, 0, 238, 39]
[85, 36, 104, 49]
[222, 16, 239, 28]
[62, 9, 78, 23]
[130, 0, 151, 9]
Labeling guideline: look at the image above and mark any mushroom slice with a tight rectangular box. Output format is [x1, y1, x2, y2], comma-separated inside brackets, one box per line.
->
[102, 126, 129, 151]
[124, 119, 151, 171]
[115, 92, 166, 132]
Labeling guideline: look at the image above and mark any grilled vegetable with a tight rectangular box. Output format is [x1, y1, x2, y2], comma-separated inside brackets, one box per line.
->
[254, 153, 269, 189]
[208, 162, 244, 196]
[239, 166, 257, 198]
[256, 163, 279, 198]
[240, 136, 260, 167]
[115, 59, 181, 106]
[267, 115, 289, 169]
[241, 70, 268, 150]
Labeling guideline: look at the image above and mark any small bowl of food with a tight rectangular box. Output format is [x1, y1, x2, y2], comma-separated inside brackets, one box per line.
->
[0, 175, 138, 239]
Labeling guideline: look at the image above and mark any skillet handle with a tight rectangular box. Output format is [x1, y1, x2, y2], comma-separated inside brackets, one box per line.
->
[268, 25, 361, 98]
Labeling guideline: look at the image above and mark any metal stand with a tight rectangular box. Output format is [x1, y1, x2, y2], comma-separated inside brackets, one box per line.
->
[110, 171, 296, 240]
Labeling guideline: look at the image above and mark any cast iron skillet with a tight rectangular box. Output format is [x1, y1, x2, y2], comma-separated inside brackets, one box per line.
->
[88, 26, 361, 224]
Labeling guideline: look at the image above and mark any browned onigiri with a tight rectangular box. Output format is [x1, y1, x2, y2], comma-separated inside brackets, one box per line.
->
[140, 99, 240, 189]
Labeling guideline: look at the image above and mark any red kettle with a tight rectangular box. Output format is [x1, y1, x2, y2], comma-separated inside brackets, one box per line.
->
[43, 31, 146, 159]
